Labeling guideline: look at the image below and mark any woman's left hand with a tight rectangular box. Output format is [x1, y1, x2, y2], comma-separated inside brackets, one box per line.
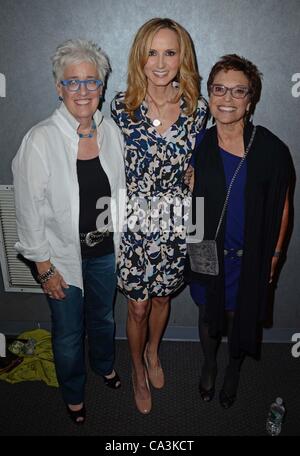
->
[269, 256, 279, 283]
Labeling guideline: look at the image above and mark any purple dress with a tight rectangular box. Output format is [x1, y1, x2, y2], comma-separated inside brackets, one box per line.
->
[190, 148, 247, 311]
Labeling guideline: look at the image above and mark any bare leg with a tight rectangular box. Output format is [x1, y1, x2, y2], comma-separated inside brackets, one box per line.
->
[147, 296, 170, 363]
[142, 296, 169, 389]
[68, 402, 84, 411]
[127, 299, 151, 412]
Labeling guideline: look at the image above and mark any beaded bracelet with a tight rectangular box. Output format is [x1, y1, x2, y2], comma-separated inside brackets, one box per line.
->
[37, 264, 56, 284]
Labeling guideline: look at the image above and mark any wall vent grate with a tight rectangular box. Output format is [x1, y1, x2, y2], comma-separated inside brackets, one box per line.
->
[0, 185, 42, 292]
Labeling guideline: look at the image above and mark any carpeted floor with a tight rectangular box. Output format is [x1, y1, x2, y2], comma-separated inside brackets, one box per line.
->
[0, 340, 299, 436]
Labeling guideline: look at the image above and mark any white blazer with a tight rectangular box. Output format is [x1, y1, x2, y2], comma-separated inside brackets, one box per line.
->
[12, 102, 126, 291]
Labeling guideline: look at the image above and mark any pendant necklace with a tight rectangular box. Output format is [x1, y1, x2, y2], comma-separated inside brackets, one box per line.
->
[152, 118, 161, 128]
[77, 119, 96, 139]
[146, 92, 170, 128]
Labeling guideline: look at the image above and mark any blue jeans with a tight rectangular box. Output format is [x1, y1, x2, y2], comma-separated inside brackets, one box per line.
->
[48, 253, 117, 404]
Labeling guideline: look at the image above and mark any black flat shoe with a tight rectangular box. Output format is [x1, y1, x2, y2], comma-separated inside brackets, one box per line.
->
[102, 370, 121, 389]
[219, 389, 236, 409]
[66, 404, 86, 425]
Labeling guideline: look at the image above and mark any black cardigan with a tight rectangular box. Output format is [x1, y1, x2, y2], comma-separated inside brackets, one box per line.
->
[185, 123, 293, 357]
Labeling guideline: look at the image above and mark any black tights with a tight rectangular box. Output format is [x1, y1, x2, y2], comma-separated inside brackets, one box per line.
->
[198, 306, 244, 394]
[198, 305, 220, 390]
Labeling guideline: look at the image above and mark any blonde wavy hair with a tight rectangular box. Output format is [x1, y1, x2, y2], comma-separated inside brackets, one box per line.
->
[125, 18, 201, 120]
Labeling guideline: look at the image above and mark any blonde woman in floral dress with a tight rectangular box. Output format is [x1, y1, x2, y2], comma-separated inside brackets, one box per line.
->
[112, 18, 207, 414]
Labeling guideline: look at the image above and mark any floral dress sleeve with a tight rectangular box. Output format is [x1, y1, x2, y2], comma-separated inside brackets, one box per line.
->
[111, 91, 126, 130]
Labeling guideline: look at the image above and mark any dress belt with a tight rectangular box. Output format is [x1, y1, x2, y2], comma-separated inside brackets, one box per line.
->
[79, 230, 110, 247]
[224, 248, 243, 257]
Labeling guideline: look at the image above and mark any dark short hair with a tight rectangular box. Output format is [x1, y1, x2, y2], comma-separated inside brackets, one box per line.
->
[207, 54, 263, 122]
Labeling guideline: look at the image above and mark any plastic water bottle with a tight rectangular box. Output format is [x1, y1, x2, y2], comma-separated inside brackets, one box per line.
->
[266, 397, 285, 436]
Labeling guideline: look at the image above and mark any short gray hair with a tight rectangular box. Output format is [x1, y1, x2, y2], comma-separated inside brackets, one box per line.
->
[51, 39, 111, 83]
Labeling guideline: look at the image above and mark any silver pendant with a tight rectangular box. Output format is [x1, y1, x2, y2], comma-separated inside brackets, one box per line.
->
[152, 118, 161, 127]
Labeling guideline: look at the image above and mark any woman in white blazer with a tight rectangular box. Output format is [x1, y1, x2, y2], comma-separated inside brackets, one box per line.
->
[12, 39, 126, 424]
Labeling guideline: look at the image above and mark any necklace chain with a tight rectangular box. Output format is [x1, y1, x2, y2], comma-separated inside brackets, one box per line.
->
[146, 92, 173, 127]
[78, 119, 96, 139]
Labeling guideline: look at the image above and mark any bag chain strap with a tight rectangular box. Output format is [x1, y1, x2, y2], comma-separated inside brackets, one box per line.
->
[214, 126, 256, 240]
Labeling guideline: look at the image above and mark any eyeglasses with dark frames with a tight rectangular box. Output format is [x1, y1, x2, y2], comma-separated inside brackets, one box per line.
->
[210, 84, 251, 99]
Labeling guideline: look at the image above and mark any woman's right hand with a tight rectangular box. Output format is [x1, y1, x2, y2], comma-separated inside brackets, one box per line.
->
[184, 165, 195, 192]
[43, 271, 69, 300]
[36, 260, 69, 300]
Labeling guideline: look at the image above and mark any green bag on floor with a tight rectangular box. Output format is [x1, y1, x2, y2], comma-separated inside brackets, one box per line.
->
[0, 329, 58, 387]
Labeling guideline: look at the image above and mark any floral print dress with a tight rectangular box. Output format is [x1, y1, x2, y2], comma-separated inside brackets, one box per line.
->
[111, 92, 207, 301]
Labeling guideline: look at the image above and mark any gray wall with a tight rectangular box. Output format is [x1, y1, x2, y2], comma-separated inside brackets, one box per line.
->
[0, 0, 299, 340]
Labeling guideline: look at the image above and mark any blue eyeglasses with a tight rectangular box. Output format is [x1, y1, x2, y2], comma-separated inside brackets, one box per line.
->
[60, 79, 103, 92]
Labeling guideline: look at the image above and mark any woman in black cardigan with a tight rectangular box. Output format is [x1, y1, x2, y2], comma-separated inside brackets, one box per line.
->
[186, 54, 293, 408]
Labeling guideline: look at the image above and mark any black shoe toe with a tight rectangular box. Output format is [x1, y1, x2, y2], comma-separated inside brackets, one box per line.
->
[219, 389, 236, 409]
[199, 383, 215, 402]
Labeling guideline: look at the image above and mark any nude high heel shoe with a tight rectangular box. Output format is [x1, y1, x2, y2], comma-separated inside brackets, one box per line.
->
[132, 369, 152, 414]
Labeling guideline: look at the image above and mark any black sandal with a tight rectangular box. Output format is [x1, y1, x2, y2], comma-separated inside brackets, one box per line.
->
[199, 382, 215, 402]
[219, 366, 240, 409]
[199, 364, 217, 402]
[102, 370, 121, 389]
[66, 404, 86, 425]
[219, 389, 236, 409]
